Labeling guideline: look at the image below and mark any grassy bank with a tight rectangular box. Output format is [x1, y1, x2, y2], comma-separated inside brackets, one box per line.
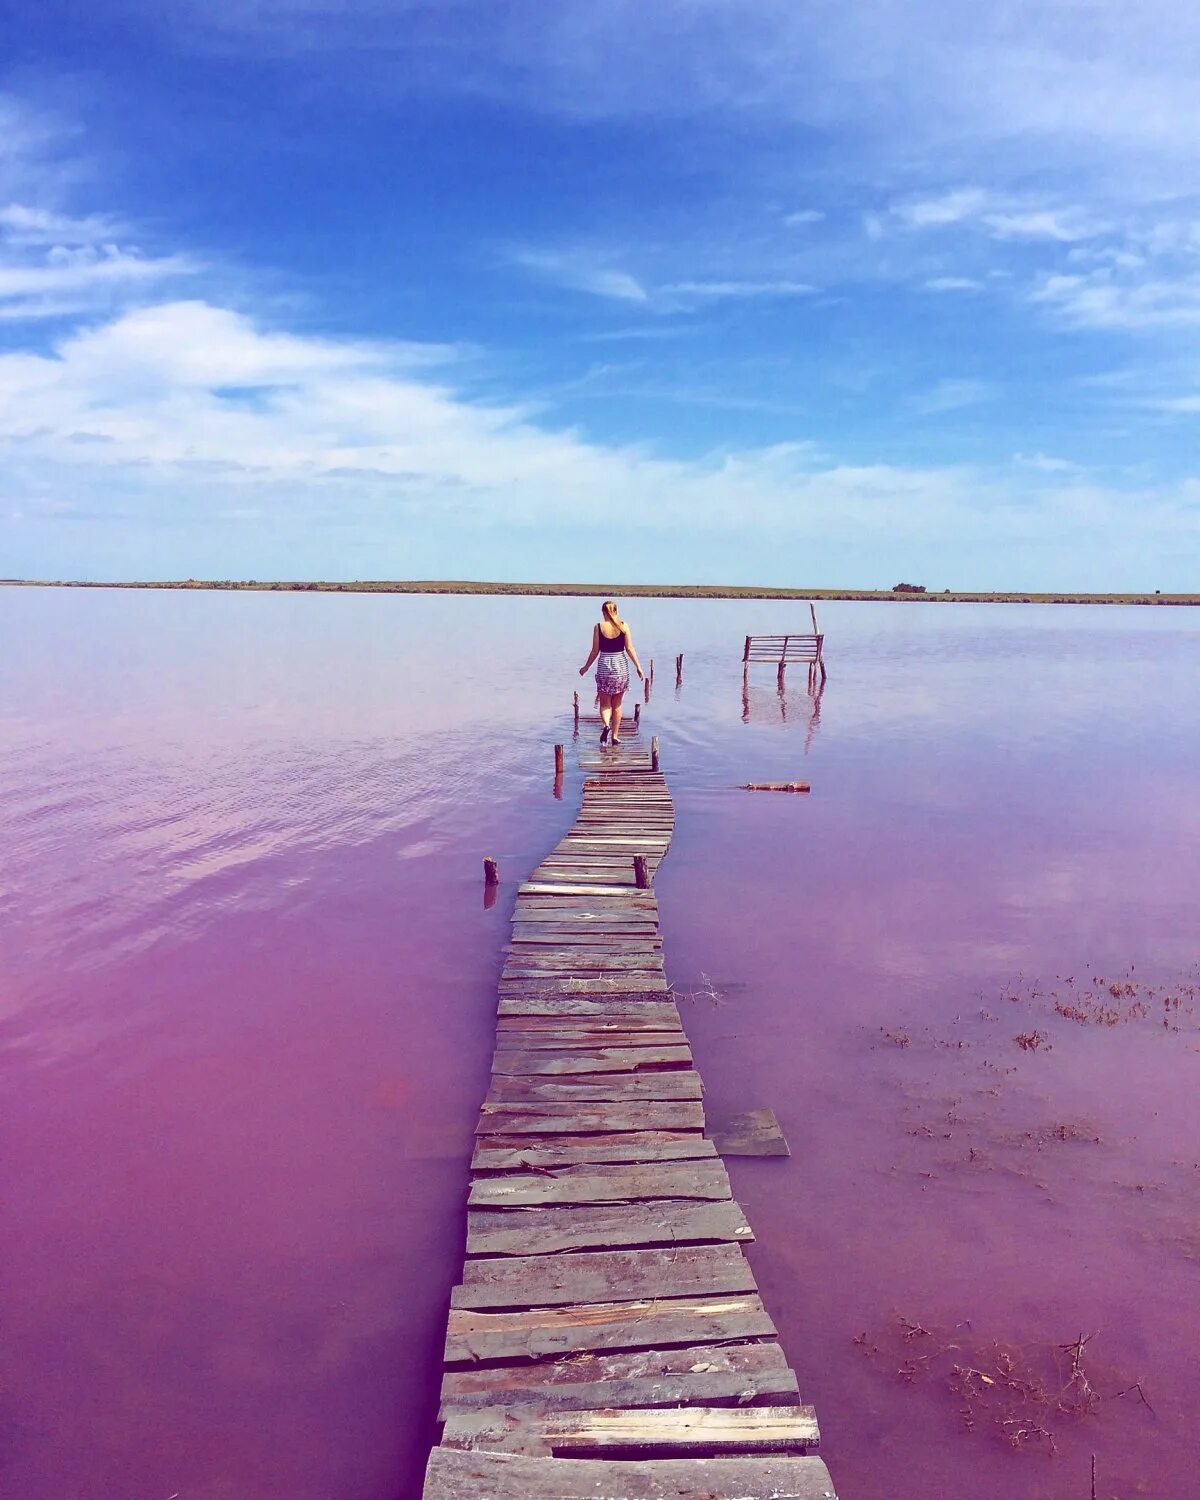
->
[3, 579, 1197, 605]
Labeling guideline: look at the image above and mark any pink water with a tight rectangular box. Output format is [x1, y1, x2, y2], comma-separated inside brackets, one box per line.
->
[3, 590, 1199, 1499]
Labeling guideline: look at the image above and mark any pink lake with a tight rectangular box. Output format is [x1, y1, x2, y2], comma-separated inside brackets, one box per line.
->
[3, 588, 1199, 1499]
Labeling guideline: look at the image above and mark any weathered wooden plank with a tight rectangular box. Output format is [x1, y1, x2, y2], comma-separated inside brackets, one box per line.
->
[502, 954, 666, 973]
[465, 1197, 750, 1253]
[496, 997, 678, 1022]
[508, 934, 663, 947]
[491, 1046, 691, 1075]
[453, 1244, 756, 1309]
[498, 976, 669, 996]
[444, 1291, 776, 1362]
[471, 1134, 714, 1169]
[439, 1339, 796, 1413]
[468, 1160, 730, 1207]
[476, 1102, 706, 1135]
[422, 1448, 839, 1500]
[468, 1140, 714, 1176]
[519, 882, 646, 897]
[710, 1107, 792, 1158]
[484, 1073, 701, 1104]
[494, 1033, 688, 1055]
[441, 1402, 820, 1456]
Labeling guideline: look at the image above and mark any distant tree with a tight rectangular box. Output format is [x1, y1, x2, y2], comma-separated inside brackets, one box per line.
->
[892, 582, 927, 593]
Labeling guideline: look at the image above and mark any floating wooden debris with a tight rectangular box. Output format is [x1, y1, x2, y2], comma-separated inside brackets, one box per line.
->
[420, 715, 839, 1499]
[740, 781, 811, 793]
[709, 1107, 792, 1158]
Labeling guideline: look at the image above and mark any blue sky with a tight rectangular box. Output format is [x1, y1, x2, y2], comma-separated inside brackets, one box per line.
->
[1, 1, 1199, 587]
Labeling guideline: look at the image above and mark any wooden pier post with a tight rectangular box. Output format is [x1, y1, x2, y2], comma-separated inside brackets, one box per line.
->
[572, 691, 580, 729]
[651, 735, 660, 772]
[633, 702, 641, 727]
[649, 658, 655, 685]
[675, 653, 683, 685]
[554, 743, 565, 776]
[633, 853, 650, 888]
[777, 661, 786, 690]
[483, 857, 499, 886]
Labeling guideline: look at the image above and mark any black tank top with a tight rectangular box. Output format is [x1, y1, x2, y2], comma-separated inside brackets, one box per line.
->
[598, 628, 626, 653]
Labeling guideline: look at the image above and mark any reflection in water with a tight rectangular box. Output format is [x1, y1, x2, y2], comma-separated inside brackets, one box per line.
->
[741, 661, 825, 752]
[3, 589, 1200, 1499]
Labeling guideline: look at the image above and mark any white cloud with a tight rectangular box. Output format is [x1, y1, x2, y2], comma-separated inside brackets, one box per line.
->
[0, 243, 197, 304]
[895, 188, 990, 228]
[511, 248, 649, 303]
[0, 204, 124, 245]
[1150, 395, 1200, 414]
[659, 279, 814, 299]
[1032, 269, 1200, 330]
[894, 189, 1106, 243]
[3, 296, 1196, 577]
[512, 249, 816, 309]
[784, 209, 825, 226]
[923, 276, 983, 292]
[910, 378, 994, 415]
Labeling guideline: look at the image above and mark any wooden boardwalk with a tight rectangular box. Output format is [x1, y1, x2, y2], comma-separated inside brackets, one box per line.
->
[422, 722, 839, 1499]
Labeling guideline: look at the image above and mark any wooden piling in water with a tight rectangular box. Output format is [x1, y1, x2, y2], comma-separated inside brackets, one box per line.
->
[483, 857, 499, 886]
[651, 735, 660, 772]
[554, 743, 565, 776]
[423, 727, 837, 1498]
[573, 691, 580, 729]
[633, 702, 641, 727]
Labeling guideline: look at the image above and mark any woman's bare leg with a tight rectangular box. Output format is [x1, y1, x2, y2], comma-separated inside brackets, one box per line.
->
[598, 692, 613, 739]
[611, 691, 625, 742]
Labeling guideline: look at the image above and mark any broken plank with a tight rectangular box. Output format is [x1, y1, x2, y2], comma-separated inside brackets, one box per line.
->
[709, 1107, 792, 1158]
[465, 1197, 750, 1254]
[439, 1339, 796, 1414]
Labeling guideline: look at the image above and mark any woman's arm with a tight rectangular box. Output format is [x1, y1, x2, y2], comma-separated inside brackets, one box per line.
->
[624, 630, 645, 680]
[579, 625, 601, 675]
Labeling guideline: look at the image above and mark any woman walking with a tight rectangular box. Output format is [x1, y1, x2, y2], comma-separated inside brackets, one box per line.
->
[579, 599, 645, 745]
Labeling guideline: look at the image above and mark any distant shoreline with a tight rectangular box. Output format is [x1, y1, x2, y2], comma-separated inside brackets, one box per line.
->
[2, 579, 1196, 605]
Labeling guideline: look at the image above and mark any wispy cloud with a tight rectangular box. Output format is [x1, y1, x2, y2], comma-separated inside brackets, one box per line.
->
[511, 248, 815, 310]
[894, 188, 1106, 243]
[510, 248, 649, 303]
[924, 276, 984, 292]
[1033, 270, 1200, 331]
[659, 279, 814, 300]
[910, 378, 994, 415]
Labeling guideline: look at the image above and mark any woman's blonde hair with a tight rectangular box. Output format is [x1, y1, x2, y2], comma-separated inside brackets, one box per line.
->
[601, 598, 626, 631]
